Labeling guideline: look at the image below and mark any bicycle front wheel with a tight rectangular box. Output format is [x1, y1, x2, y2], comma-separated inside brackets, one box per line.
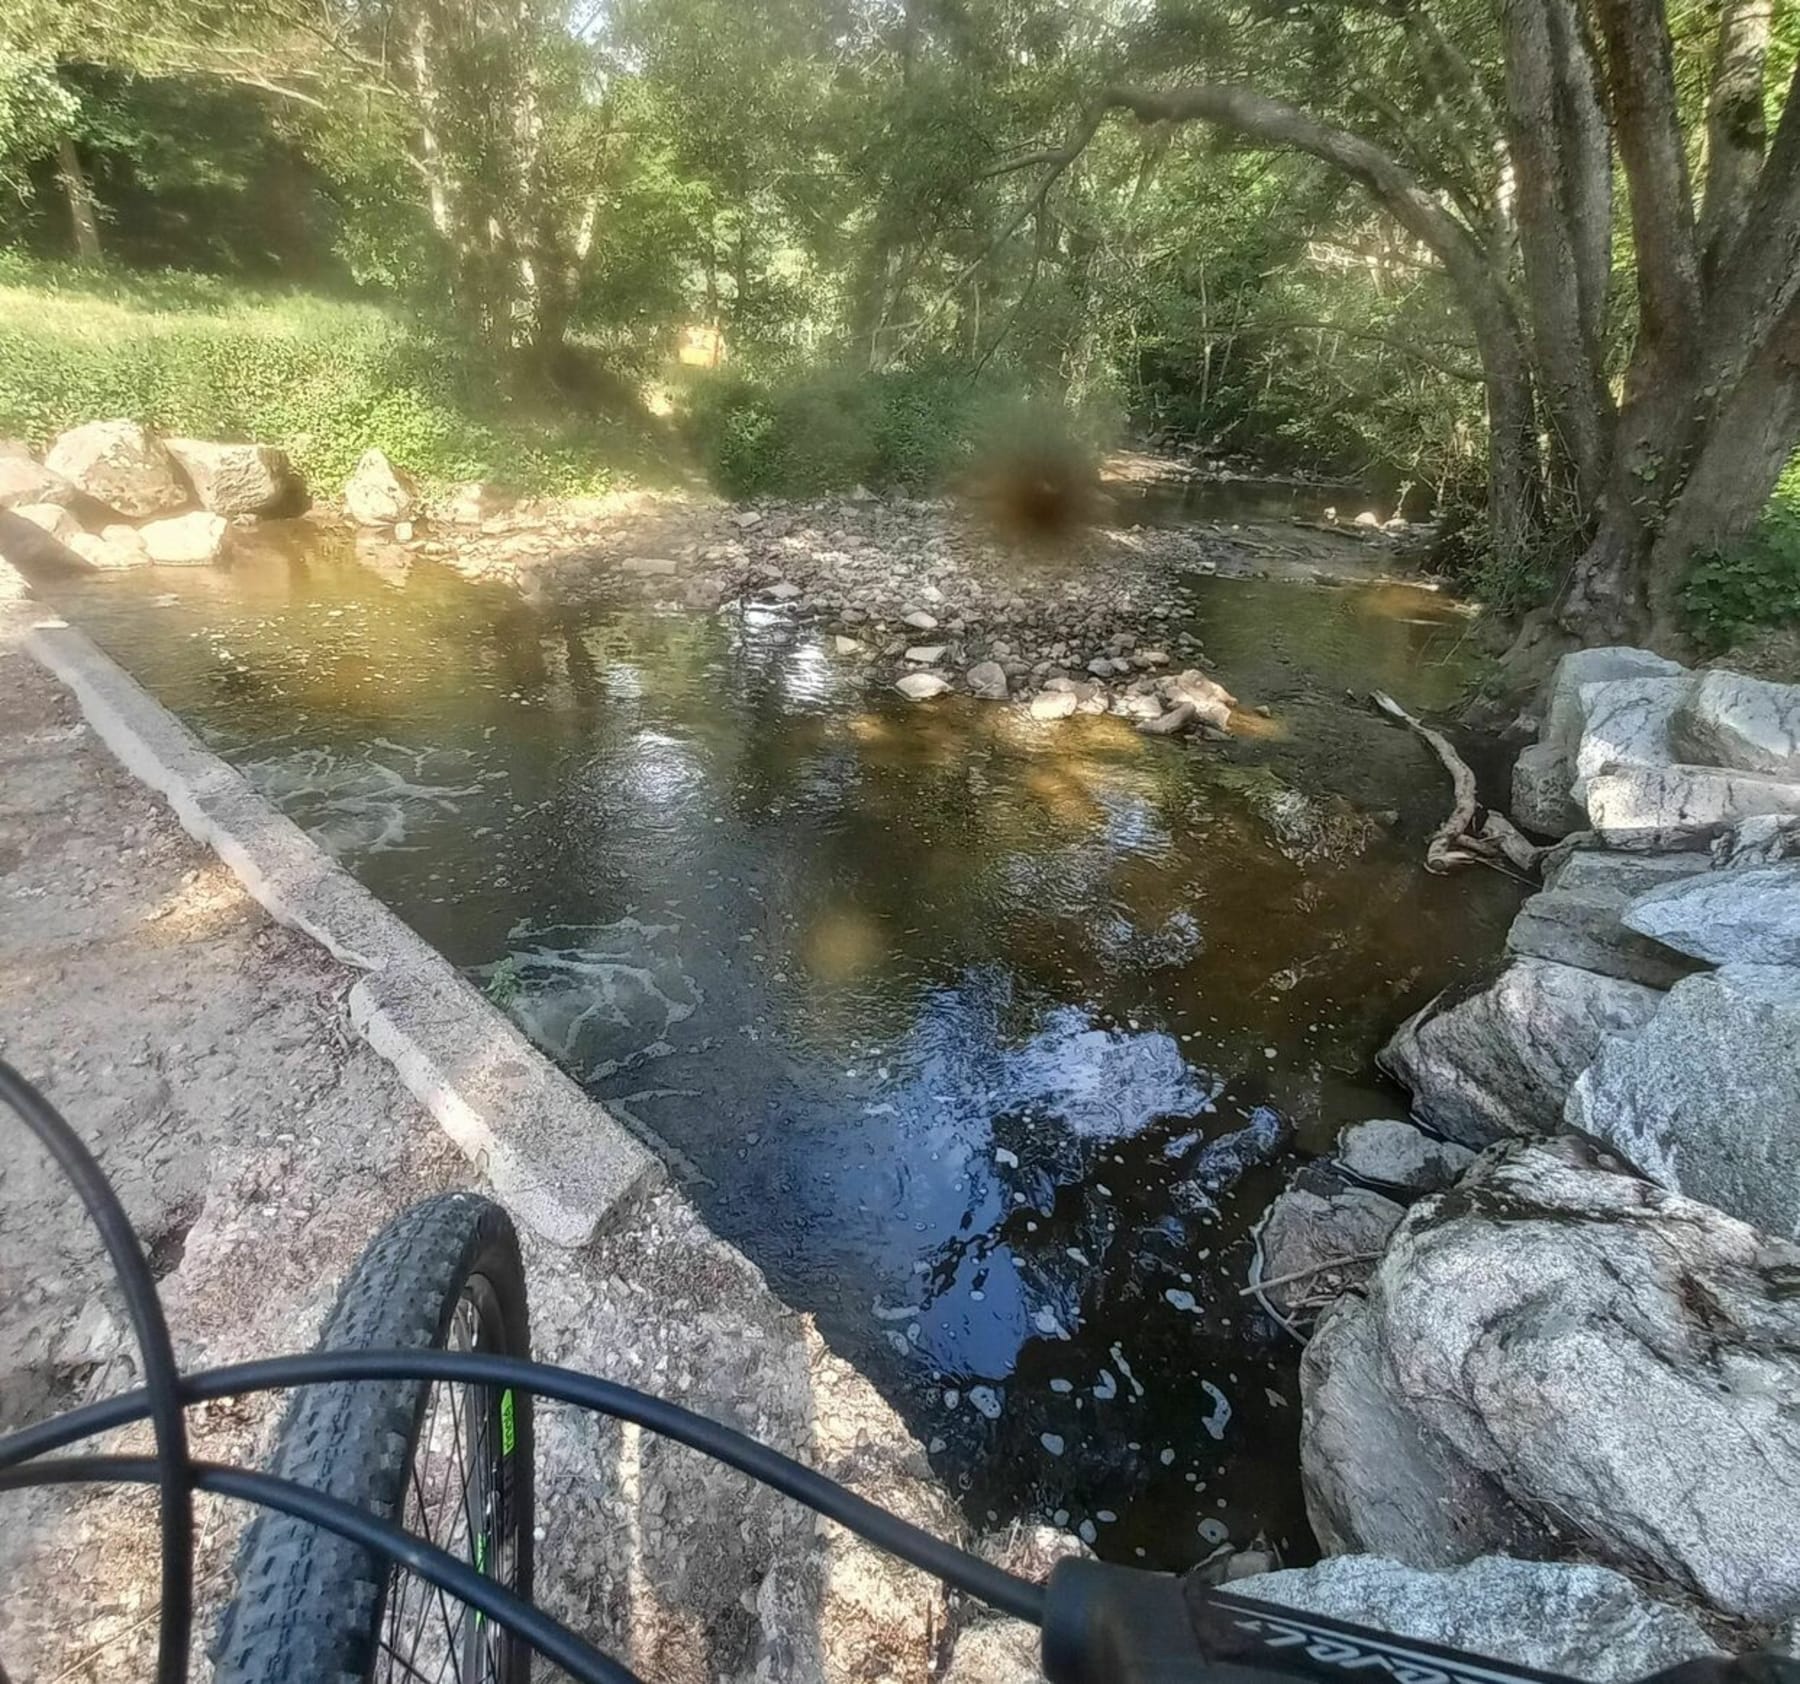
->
[214, 1193, 535, 1684]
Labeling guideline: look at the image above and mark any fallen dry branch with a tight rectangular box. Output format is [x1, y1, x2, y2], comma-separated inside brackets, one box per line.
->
[1371, 690, 1552, 876]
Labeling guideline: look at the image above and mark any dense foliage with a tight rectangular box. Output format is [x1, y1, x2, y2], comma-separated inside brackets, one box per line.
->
[4, 0, 1800, 649]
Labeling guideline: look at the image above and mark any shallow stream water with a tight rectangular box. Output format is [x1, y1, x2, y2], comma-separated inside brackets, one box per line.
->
[44, 505, 1519, 1569]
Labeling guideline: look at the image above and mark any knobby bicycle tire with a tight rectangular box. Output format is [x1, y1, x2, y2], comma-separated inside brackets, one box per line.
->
[213, 1194, 535, 1684]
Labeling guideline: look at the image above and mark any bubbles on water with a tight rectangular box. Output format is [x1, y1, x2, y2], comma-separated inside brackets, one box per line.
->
[242, 740, 481, 858]
[487, 918, 701, 1081]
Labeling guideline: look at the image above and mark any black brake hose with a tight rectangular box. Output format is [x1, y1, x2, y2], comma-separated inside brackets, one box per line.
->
[0, 1346, 1048, 1627]
[0, 1059, 194, 1684]
[0, 1455, 647, 1684]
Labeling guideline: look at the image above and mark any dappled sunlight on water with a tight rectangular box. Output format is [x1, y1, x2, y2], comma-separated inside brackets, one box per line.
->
[48, 523, 1519, 1570]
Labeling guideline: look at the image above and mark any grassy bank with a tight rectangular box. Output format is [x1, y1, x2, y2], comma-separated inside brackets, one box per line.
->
[0, 256, 676, 501]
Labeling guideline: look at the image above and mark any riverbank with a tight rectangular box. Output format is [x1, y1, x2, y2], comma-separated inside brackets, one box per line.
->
[0, 590, 989, 1683]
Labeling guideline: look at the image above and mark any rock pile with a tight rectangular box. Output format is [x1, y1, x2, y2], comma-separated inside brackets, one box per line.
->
[1269, 647, 1800, 1651]
[0, 420, 306, 571]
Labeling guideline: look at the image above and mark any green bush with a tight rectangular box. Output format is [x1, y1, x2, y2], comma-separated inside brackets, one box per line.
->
[0, 255, 667, 499]
[682, 364, 980, 499]
[1681, 500, 1800, 652]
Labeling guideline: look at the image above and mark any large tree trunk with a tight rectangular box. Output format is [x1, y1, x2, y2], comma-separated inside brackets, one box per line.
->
[56, 137, 102, 263]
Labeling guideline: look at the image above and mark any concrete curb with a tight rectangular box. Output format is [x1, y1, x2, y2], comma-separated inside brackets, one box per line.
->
[2, 571, 663, 1246]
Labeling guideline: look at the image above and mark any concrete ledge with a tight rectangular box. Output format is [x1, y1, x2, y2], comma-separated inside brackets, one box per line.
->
[3, 576, 663, 1246]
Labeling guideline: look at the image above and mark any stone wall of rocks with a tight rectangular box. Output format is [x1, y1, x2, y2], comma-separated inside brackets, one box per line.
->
[1257, 647, 1800, 1659]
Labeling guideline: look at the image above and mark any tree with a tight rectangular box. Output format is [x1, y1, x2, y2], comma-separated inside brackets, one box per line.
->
[990, 0, 1800, 652]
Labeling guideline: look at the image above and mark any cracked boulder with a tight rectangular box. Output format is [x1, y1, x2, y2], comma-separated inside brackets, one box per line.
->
[1304, 1138, 1800, 1623]
[44, 419, 188, 517]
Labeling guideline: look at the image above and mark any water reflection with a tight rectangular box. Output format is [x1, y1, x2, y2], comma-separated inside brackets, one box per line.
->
[45, 524, 1520, 1568]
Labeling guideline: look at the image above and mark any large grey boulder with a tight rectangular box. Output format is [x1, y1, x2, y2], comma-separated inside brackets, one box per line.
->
[1335, 1118, 1476, 1194]
[1674, 669, 1800, 778]
[0, 455, 75, 510]
[1567, 964, 1800, 1237]
[9, 502, 84, 546]
[1254, 1185, 1405, 1314]
[1511, 741, 1582, 838]
[1301, 1298, 1553, 1565]
[1506, 849, 1708, 989]
[342, 448, 416, 526]
[1379, 960, 1663, 1147]
[1623, 861, 1800, 966]
[1585, 763, 1800, 850]
[164, 438, 298, 517]
[1570, 675, 1692, 801]
[1233, 1556, 1721, 1683]
[964, 660, 1009, 699]
[1543, 647, 1686, 763]
[1364, 1139, 1800, 1621]
[44, 419, 187, 517]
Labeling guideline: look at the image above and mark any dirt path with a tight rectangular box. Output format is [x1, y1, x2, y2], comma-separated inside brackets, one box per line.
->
[0, 613, 1012, 1683]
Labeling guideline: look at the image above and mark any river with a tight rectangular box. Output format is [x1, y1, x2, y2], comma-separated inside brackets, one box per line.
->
[42, 496, 1519, 1570]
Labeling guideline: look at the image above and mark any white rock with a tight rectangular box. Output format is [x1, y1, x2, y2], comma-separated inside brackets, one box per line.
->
[1359, 1139, 1800, 1621]
[1029, 690, 1078, 722]
[903, 609, 939, 631]
[139, 510, 230, 565]
[342, 448, 416, 526]
[1622, 861, 1800, 967]
[965, 660, 1008, 699]
[0, 455, 76, 510]
[44, 419, 187, 517]
[164, 437, 296, 517]
[895, 672, 951, 701]
[1510, 742, 1582, 838]
[1674, 669, 1800, 778]
[1543, 647, 1686, 763]
[1335, 1119, 1476, 1193]
[12, 502, 84, 544]
[67, 526, 151, 570]
[1570, 675, 1693, 800]
[833, 635, 863, 655]
[905, 644, 946, 665]
[1586, 763, 1800, 850]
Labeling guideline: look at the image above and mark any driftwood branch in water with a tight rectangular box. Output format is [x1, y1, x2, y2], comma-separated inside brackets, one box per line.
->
[1371, 690, 1552, 875]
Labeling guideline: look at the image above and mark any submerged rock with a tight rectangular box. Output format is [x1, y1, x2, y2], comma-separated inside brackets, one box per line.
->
[894, 671, 950, 701]
[1567, 964, 1800, 1238]
[1622, 860, 1800, 966]
[1254, 1185, 1404, 1315]
[1585, 763, 1800, 850]
[1344, 1138, 1800, 1622]
[1674, 670, 1800, 778]
[44, 419, 188, 518]
[139, 510, 230, 565]
[343, 447, 416, 526]
[1379, 960, 1663, 1147]
[1232, 1556, 1721, 1682]
[1334, 1118, 1475, 1194]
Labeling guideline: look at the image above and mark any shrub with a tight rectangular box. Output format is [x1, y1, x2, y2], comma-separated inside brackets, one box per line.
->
[1681, 500, 1800, 652]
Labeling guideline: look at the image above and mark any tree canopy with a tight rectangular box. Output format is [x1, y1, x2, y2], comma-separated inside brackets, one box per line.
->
[6, 0, 1800, 651]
